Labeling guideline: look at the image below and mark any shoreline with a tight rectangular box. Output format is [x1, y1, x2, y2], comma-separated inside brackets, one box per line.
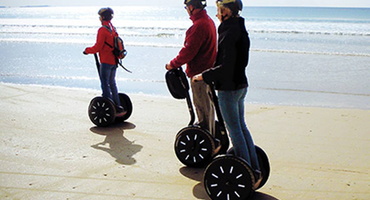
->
[1, 82, 369, 111]
[0, 83, 369, 199]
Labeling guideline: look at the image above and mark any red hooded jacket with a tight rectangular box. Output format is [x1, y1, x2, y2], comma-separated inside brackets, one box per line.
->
[170, 10, 217, 78]
[85, 21, 117, 65]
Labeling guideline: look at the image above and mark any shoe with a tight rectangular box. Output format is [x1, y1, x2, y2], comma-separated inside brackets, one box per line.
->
[116, 106, 127, 117]
[226, 147, 235, 155]
[116, 111, 127, 117]
[252, 170, 263, 190]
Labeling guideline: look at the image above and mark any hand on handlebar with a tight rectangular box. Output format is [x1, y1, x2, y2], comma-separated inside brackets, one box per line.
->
[192, 74, 203, 82]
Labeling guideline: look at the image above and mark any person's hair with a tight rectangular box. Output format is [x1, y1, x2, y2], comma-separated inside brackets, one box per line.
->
[98, 7, 114, 21]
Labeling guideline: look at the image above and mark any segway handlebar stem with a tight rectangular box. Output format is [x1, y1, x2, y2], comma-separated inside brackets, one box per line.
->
[185, 91, 196, 126]
[94, 53, 100, 76]
[209, 84, 227, 133]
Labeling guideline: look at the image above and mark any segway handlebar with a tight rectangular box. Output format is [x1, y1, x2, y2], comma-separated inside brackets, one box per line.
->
[165, 67, 196, 126]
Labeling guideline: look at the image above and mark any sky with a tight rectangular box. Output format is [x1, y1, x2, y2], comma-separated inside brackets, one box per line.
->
[0, 0, 370, 8]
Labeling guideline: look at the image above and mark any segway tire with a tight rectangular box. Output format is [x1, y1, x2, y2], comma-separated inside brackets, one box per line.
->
[88, 97, 116, 127]
[115, 93, 133, 122]
[255, 146, 270, 190]
[174, 126, 215, 167]
[204, 155, 255, 200]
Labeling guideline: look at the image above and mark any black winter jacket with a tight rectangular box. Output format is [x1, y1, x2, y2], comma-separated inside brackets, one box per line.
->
[203, 17, 250, 90]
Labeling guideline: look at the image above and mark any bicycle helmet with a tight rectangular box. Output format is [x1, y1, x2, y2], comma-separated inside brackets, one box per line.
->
[216, 0, 243, 16]
[184, 0, 207, 9]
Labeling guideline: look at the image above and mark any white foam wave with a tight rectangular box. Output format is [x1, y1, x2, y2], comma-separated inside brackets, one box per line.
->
[0, 73, 165, 83]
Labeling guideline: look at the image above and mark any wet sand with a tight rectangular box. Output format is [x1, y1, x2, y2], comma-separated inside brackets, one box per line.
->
[0, 83, 369, 200]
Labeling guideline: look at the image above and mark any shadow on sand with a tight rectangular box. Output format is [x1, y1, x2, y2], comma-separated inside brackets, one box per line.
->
[180, 167, 279, 200]
[90, 122, 142, 165]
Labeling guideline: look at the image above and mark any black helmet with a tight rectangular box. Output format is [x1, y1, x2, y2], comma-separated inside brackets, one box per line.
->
[184, 0, 207, 9]
[98, 7, 114, 21]
[216, 0, 243, 16]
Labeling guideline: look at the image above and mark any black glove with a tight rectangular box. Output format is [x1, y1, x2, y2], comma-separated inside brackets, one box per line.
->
[83, 51, 88, 55]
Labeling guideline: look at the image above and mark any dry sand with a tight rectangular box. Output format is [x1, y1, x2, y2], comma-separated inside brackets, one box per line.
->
[0, 83, 369, 200]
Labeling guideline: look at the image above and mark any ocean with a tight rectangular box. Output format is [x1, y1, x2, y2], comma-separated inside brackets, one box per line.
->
[0, 6, 369, 109]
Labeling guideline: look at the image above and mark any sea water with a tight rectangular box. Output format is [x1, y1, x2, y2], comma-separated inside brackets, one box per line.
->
[0, 6, 369, 109]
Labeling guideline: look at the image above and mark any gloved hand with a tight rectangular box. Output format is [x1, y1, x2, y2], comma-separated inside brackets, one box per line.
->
[83, 51, 88, 55]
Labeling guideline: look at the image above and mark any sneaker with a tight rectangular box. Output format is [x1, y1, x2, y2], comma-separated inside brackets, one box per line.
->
[252, 170, 263, 190]
[226, 147, 235, 155]
[116, 106, 127, 117]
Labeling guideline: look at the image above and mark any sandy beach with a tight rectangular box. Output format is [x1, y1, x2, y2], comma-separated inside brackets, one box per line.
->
[0, 83, 369, 200]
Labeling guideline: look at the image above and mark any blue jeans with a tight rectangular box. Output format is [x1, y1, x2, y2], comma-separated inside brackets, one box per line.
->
[99, 63, 121, 106]
[218, 88, 260, 170]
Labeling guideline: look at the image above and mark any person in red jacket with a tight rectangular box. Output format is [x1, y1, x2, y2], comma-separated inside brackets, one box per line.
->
[84, 7, 125, 116]
[166, 0, 217, 134]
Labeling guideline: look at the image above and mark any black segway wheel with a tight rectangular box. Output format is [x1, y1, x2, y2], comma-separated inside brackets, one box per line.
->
[204, 155, 255, 200]
[88, 97, 116, 127]
[174, 126, 216, 167]
[115, 93, 133, 122]
[255, 146, 270, 190]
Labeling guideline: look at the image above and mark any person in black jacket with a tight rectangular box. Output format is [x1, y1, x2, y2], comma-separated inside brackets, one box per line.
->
[193, 0, 262, 189]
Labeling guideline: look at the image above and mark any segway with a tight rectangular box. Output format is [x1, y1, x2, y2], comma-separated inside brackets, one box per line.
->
[201, 95, 270, 199]
[88, 54, 133, 127]
[203, 146, 270, 200]
[165, 68, 229, 167]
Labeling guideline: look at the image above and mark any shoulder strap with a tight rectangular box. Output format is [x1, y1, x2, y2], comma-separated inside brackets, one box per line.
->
[102, 25, 131, 73]
[102, 25, 114, 48]
[117, 61, 132, 73]
[102, 24, 117, 35]
[102, 25, 111, 32]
